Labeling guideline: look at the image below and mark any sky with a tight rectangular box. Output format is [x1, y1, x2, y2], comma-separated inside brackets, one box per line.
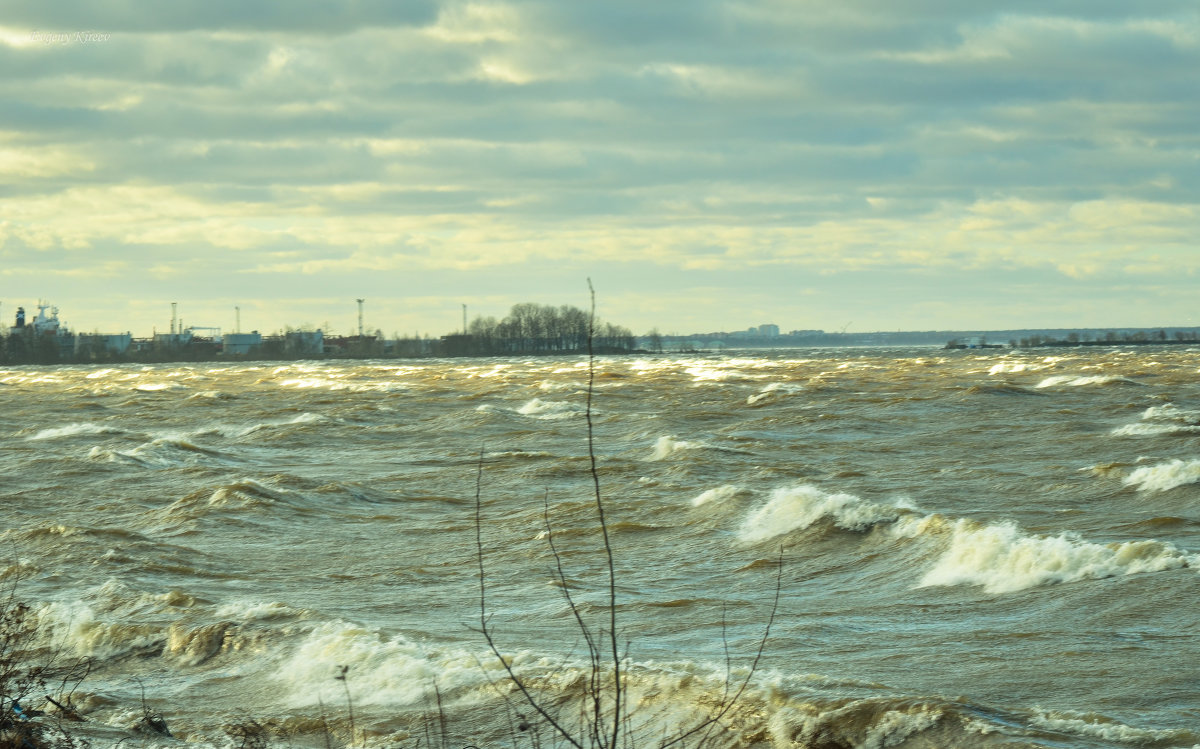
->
[1, 1, 1198, 338]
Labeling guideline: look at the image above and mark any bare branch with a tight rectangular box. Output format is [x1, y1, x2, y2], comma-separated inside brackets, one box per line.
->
[476, 448, 585, 749]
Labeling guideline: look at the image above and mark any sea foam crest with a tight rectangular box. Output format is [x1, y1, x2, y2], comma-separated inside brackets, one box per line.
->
[691, 484, 742, 507]
[1111, 403, 1200, 437]
[274, 622, 486, 707]
[517, 398, 584, 419]
[35, 599, 163, 659]
[1030, 708, 1195, 744]
[917, 519, 1195, 594]
[747, 382, 804, 406]
[1123, 459, 1200, 493]
[1036, 374, 1138, 388]
[27, 422, 124, 441]
[738, 485, 901, 543]
[649, 435, 707, 461]
[987, 361, 1034, 375]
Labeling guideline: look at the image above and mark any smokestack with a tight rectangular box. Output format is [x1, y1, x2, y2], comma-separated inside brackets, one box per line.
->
[356, 299, 365, 338]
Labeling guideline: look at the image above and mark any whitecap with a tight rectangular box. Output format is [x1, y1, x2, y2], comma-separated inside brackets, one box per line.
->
[1124, 459, 1200, 493]
[27, 422, 123, 441]
[273, 622, 486, 707]
[916, 519, 1194, 594]
[1030, 708, 1192, 744]
[691, 485, 743, 507]
[738, 485, 900, 543]
[1035, 374, 1138, 388]
[747, 382, 804, 406]
[517, 398, 584, 420]
[648, 435, 706, 461]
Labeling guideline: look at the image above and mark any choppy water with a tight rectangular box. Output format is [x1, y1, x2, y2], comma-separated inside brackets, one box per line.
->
[2, 348, 1199, 748]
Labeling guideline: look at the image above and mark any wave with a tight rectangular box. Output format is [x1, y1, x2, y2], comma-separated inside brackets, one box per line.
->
[914, 518, 1195, 594]
[1111, 422, 1200, 436]
[738, 484, 1199, 594]
[1030, 707, 1197, 745]
[1035, 374, 1141, 388]
[87, 436, 236, 468]
[746, 382, 804, 406]
[987, 361, 1042, 375]
[1123, 459, 1200, 493]
[273, 622, 451, 707]
[35, 594, 164, 660]
[691, 484, 743, 507]
[517, 398, 585, 420]
[26, 422, 126, 441]
[1112, 402, 1200, 437]
[648, 435, 707, 461]
[132, 382, 188, 392]
[738, 485, 903, 543]
[768, 697, 952, 749]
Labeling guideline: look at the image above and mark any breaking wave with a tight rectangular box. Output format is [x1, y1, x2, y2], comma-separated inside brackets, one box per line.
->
[746, 382, 804, 406]
[517, 398, 585, 419]
[1036, 374, 1141, 388]
[738, 484, 1198, 593]
[26, 422, 126, 441]
[648, 435, 707, 461]
[1029, 708, 1198, 745]
[915, 518, 1195, 594]
[691, 484, 743, 507]
[1123, 459, 1200, 493]
[738, 485, 903, 543]
[1112, 402, 1200, 436]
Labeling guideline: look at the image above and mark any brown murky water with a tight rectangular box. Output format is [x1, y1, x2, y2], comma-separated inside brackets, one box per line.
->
[2, 348, 1198, 747]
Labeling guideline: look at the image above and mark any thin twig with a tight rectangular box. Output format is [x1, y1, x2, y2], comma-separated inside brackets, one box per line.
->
[476, 448, 585, 749]
[586, 278, 623, 749]
[660, 546, 784, 749]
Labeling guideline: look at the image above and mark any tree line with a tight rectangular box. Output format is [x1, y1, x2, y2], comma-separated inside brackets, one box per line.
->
[457, 302, 636, 355]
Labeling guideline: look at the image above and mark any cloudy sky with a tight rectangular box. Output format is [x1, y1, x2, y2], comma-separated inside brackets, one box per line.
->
[2, 1, 1198, 338]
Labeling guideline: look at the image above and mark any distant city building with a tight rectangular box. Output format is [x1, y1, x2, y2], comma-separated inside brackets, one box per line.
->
[759, 324, 780, 337]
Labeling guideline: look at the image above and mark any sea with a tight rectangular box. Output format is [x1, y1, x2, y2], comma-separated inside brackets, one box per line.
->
[2, 347, 1198, 748]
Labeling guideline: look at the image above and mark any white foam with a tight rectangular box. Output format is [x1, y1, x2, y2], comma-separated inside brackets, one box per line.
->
[1141, 404, 1200, 423]
[27, 422, 122, 441]
[917, 519, 1195, 594]
[1036, 374, 1136, 388]
[691, 485, 742, 507]
[214, 600, 299, 621]
[517, 398, 584, 419]
[35, 599, 162, 659]
[747, 382, 804, 405]
[1112, 403, 1200, 437]
[738, 485, 900, 543]
[860, 705, 944, 749]
[1111, 423, 1200, 436]
[648, 435, 706, 461]
[1030, 708, 1191, 743]
[273, 622, 487, 707]
[1124, 459, 1200, 493]
[133, 382, 184, 392]
[988, 361, 1034, 375]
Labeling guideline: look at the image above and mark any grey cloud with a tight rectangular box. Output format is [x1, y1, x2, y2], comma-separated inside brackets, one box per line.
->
[2, 0, 438, 33]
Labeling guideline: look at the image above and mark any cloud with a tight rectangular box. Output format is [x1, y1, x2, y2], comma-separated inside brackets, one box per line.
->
[1, 1, 1198, 335]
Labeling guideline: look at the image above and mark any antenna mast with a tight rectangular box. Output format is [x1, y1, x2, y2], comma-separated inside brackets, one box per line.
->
[356, 299, 365, 337]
